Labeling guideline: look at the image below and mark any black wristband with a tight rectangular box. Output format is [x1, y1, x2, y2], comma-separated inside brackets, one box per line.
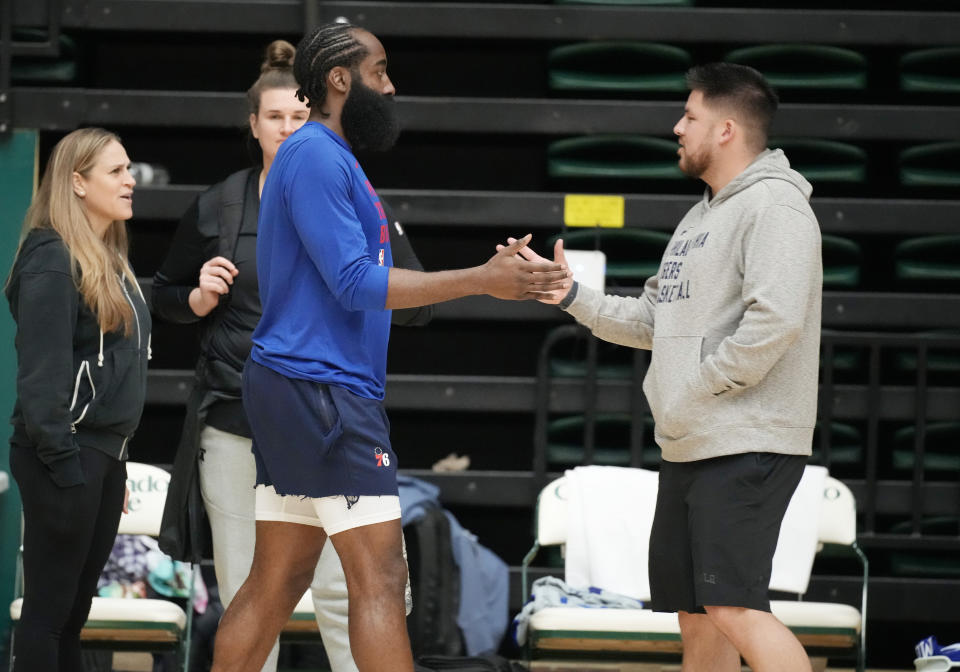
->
[558, 281, 580, 310]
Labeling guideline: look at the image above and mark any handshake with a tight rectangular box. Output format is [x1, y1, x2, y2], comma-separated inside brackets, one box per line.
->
[485, 234, 571, 304]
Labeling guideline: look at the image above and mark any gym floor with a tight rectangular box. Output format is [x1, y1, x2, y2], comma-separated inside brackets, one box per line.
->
[113, 653, 915, 672]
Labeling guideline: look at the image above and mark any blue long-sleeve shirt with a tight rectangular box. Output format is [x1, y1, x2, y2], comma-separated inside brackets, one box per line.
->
[251, 122, 393, 400]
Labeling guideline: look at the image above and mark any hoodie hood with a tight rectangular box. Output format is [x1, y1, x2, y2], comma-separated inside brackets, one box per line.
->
[5, 227, 71, 304]
[707, 148, 813, 208]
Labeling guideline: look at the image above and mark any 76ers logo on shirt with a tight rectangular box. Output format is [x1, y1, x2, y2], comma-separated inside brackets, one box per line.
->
[374, 447, 391, 467]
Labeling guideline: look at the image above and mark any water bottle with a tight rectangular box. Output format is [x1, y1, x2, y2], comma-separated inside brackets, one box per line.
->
[129, 162, 170, 186]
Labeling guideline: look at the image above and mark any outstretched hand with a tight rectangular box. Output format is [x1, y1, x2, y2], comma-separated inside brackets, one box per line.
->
[481, 234, 572, 301]
[495, 237, 571, 304]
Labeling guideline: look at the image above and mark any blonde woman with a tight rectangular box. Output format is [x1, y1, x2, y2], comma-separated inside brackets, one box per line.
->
[6, 127, 151, 672]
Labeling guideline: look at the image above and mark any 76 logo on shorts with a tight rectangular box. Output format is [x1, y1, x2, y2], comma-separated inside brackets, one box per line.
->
[374, 447, 391, 467]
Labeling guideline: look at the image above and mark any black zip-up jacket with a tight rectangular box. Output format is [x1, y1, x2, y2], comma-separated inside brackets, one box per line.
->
[6, 228, 151, 488]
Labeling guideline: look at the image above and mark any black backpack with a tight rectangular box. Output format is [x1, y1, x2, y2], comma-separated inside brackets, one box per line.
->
[405, 505, 463, 657]
[415, 654, 526, 672]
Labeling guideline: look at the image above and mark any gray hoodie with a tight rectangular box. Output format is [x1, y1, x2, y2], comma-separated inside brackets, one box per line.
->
[564, 149, 822, 462]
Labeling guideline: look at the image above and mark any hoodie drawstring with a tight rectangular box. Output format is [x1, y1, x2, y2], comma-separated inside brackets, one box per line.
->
[130, 273, 153, 361]
[98, 330, 104, 367]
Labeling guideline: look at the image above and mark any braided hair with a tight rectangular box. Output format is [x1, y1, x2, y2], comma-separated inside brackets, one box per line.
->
[294, 23, 369, 114]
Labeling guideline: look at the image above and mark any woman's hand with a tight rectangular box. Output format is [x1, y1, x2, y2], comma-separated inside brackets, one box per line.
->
[188, 256, 239, 317]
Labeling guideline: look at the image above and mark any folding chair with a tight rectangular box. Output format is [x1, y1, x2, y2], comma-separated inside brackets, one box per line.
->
[521, 471, 867, 671]
[10, 462, 196, 671]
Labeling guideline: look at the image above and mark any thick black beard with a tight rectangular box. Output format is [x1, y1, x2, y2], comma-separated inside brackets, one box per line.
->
[341, 78, 401, 153]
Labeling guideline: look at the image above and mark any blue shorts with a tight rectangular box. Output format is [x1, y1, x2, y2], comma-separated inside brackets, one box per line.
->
[242, 358, 398, 498]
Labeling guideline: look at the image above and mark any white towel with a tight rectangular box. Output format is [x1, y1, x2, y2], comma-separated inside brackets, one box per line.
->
[564, 466, 659, 601]
[769, 464, 828, 594]
[562, 463, 827, 601]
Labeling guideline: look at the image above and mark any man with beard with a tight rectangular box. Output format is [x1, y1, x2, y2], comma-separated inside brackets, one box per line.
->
[508, 63, 822, 672]
[208, 22, 571, 672]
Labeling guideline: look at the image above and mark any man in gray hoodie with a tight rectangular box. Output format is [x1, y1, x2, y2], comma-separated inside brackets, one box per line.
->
[513, 63, 821, 671]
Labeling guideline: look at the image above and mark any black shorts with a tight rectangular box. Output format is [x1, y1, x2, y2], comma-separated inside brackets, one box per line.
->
[242, 358, 398, 499]
[648, 451, 806, 614]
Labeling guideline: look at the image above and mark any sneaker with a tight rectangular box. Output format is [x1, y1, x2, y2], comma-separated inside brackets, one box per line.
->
[915, 636, 960, 671]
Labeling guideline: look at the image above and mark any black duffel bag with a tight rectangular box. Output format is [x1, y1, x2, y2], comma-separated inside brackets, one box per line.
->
[415, 654, 526, 672]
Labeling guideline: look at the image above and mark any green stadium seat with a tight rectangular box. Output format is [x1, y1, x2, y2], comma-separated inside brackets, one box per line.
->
[549, 227, 671, 284]
[820, 330, 868, 378]
[821, 235, 862, 289]
[548, 351, 634, 379]
[892, 421, 960, 473]
[546, 413, 658, 468]
[810, 421, 863, 467]
[547, 135, 684, 180]
[769, 138, 868, 184]
[899, 142, 960, 187]
[11, 29, 78, 83]
[893, 331, 960, 384]
[545, 324, 636, 379]
[895, 235, 960, 286]
[900, 47, 960, 93]
[547, 42, 692, 93]
[820, 349, 866, 379]
[725, 44, 868, 90]
[888, 517, 960, 578]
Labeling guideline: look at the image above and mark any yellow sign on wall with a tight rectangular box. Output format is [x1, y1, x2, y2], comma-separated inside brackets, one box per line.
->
[563, 194, 625, 228]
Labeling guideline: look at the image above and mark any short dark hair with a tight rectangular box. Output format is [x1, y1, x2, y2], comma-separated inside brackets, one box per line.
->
[685, 62, 779, 149]
[293, 22, 369, 112]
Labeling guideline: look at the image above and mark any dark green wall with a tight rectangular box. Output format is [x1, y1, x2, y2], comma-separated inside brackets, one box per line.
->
[0, 129, 36, 657]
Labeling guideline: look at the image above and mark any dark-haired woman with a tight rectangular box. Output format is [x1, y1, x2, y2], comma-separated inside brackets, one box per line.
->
[7, 127, 151, 672]
[153, 40, 429, 672]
